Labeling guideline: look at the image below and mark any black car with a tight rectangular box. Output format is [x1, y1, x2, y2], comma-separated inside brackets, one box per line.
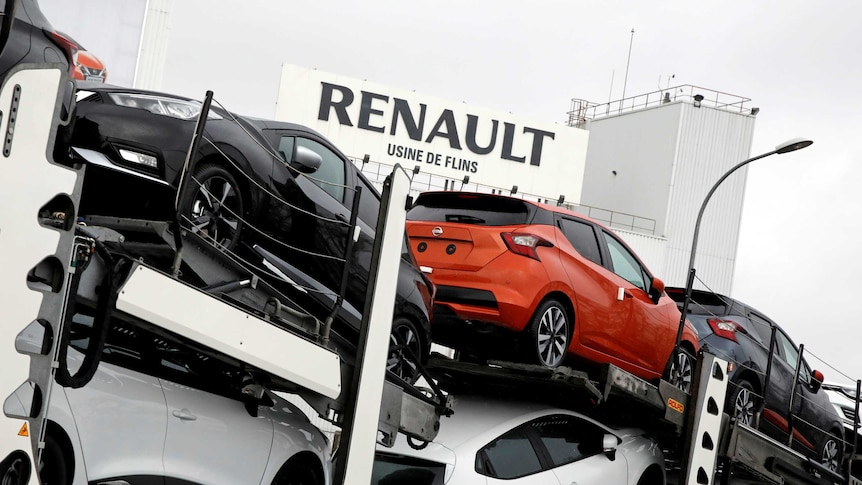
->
[61, 84, 433, 383]
[0, 0, 70, 76]
[666, 287, 844, 472]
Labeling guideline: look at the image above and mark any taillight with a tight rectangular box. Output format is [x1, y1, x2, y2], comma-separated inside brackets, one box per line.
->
[707, 318, 748, 342]
[47, 31, 79, 66]
[501, 232, 553, 261]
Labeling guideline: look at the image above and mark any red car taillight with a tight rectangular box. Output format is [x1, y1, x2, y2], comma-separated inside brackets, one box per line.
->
[47, 31, 79, 66]
[707, 318, 748, 342]
[501, 232, 553, 261]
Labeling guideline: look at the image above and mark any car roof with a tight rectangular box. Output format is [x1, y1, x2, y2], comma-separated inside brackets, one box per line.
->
[414, 191, 607, 227]
[429, 394, 608, 450]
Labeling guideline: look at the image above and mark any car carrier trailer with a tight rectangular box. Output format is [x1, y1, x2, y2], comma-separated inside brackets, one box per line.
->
[0, 63, 854, 485]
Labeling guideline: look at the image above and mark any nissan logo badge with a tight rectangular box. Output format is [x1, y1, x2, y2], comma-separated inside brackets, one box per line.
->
[432, 226, 444, 237]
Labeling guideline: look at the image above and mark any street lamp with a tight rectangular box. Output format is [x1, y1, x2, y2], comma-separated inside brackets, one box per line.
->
[672, 138, 813, 379]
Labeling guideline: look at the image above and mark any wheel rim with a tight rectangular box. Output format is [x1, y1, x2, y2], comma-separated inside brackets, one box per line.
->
[670, 351, 693, 392]
[189, 175, 241, 248]
[734, 386, 755, 425]
[821, 437, 840, 472]
[536, 305, 568, 367]
[387, 323, 421, 382]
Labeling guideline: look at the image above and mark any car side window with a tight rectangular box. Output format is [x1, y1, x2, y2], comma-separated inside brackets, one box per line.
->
[276, 136, 295, 164]
[558, 218, 602, 265]
[775, 330, 799, 370]
[356, 175, 381, 227]
[476, 427, 543, 479]
[602, 231, 647, 292]
[296, 137, 345, 202]
[746, 313, 773, 346]
[529, 414, 606, 468]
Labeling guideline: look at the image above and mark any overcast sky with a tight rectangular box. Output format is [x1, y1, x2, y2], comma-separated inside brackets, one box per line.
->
[49, 1, 862, 382]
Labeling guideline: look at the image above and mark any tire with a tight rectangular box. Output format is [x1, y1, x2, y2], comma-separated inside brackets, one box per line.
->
[1, 452, 29, 485]
[387, 317, 424, 384]
[819, 431, 843, 474]
[727, 378, 758, 426]
[38, 433, 69, 485]
[183, 164, 244, 251]
[666, 348, 694, 393]
[272, 457, 322, 485]
[527, 299, 570, 368]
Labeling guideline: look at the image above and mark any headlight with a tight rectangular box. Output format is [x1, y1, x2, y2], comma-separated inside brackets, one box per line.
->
[107, 92, 222, 120]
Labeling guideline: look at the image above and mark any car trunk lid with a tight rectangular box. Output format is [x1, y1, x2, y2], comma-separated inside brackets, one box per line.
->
[406, 192, 538, 271]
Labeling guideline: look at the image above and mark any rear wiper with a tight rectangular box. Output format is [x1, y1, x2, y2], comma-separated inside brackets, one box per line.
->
[445, 214, 485, 224]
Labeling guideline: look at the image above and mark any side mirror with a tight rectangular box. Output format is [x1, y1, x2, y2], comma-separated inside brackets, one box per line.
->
[292, 145, 322, 174]
[602, 433, 618, 461]
[810, 369, 824, 392]
[648, 277, 665, 304]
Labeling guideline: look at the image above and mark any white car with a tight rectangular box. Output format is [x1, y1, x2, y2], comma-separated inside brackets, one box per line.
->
[372, 394, 664, 485]
[34, 308, 333, 485]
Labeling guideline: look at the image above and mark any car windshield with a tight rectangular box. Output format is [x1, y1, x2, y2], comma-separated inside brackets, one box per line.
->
[371, 453, 445, 485]
[408, 192, 532, 226]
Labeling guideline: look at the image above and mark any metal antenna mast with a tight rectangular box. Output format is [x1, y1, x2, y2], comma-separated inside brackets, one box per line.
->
[621, 28, 635, 101]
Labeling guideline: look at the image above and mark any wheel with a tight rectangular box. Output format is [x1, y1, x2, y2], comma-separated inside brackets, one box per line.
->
[1, 452, 29, 485]
[819, 432, 843, 474]
[727, 379, 758, 426]
[527, 299, 570, 368]
[666, 348, 694, 393]
[272, 458, 322, 485]
[387, 317, 423, 384]
[183, 164, 244, 250]
[38, 433, 69, 485]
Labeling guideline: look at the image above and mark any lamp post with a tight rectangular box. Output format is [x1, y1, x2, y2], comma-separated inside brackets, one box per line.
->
[673, 138, 814, 377]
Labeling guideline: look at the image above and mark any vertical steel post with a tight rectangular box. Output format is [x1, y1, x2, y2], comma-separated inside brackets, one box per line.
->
[786, 344, 805, 447]
[756, 325, 778, 430]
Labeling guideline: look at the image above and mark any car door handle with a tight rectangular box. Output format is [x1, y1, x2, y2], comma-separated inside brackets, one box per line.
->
[172, 408, 197, 421]
[616, 288, 633, 300]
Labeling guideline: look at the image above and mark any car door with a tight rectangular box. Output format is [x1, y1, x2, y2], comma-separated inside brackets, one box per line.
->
[760, 329, 806, 447]
[554, 216, 616, 351]
[596, 229, 671, 371]
[527, 414, 627, 485]
[477, 427, 562, 485]
[62, 311, 169, 481]
[265, 131, 353, 302]
[159, 348, 274, 485]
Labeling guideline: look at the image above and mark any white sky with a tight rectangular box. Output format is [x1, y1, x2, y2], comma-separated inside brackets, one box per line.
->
[57, 1, 862, 382]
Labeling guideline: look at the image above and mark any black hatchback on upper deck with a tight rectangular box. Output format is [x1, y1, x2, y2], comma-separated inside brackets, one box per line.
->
[58, 83, 433, 383]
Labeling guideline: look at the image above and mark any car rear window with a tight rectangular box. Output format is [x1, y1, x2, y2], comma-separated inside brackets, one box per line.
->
[372, 453, 445, 485]
[408, 192, 535, 226]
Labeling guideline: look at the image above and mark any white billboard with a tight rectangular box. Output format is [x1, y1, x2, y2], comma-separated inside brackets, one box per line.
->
[275, 64, 589, 202]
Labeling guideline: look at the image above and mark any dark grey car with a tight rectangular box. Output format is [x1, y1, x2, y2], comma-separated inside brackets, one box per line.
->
[666, 287, 845, 473]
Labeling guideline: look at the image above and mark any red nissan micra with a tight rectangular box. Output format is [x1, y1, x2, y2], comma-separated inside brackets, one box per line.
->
[406, 191, 699, 390]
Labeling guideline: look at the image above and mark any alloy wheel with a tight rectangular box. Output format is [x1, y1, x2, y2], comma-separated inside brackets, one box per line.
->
[1, 456, 25, 485]
[821, 437, 841, 473]
[670, 350, 693, 393]
[733, 387, 756, 425]
[536, 305, 568, 367]
[387, 320, 422, 383]
[189, 173, 242, 249]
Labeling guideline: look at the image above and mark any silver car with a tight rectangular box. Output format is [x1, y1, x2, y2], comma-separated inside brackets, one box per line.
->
[373, 394, 664, 485]
[37, 309, 332, 485]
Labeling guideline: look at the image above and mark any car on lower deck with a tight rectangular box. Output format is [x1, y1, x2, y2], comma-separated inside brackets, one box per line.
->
[405, 191, 699, 390]
[29, 306, 333, 485]
[665, 287, 844, 473]
[373, 394, 665, 485]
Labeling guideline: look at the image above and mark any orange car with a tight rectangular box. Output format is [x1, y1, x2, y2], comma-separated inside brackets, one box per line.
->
[51, 31, 107, 82]
[406, 192, 699, 389]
